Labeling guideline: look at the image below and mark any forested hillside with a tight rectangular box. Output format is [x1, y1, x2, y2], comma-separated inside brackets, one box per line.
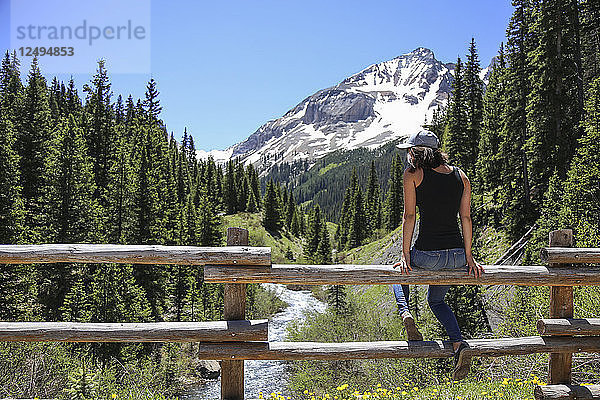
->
[0, 54, 307, 398]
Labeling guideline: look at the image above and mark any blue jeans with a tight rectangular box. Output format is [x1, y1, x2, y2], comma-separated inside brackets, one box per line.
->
[392, 247, 467, 342]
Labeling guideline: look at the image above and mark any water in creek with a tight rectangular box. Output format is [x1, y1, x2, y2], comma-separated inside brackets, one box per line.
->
[184, 283, 327, 399]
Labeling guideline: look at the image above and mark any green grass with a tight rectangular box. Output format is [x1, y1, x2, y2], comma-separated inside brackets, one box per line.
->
[335, 226, 402, 264]
[474, 225, 512, 264]
[318, 162, 346, 176]
[222, 212, 304, 264]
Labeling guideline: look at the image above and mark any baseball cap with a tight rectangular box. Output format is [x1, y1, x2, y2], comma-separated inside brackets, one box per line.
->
[396, 130, 440, 149]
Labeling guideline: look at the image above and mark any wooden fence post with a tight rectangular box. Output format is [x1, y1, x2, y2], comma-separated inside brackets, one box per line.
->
[221, 227, 248, 400]
[548, 229, 574, 385]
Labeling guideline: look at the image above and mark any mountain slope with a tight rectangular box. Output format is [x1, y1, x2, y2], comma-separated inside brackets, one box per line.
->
[199, 47, 491, 176]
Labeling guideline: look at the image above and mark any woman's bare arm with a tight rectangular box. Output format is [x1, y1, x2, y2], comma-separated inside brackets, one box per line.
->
[458, 168, 483, 277]
[458, 170, 473, 257]
[402, 169, 417, 258]
[392, 168, 418, 274]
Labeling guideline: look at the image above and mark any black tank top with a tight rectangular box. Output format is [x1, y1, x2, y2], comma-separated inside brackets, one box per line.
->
[414, 165, 465, 251]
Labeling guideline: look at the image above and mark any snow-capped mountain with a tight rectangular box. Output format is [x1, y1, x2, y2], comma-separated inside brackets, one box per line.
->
[199, 47, 488, 175]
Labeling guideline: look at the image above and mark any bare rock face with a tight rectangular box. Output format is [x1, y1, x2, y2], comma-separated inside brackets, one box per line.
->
[302, 90, 375, 126]
[199, 47, 492, 176]
[197, 359, 220, 379]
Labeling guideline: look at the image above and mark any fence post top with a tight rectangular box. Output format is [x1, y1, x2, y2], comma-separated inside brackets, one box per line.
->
[549, 230, 573, 247]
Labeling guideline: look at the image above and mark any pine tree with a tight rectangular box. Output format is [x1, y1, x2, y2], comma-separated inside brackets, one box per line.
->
[347, 179, 367, 248]
[247, 163, 262, 210]
[338, 186, 352, 248]
[246, 164, 262, 209]
[303, 205, 323, 262]
[0, 106, 23, 243]
[125, 95, 137, 126]
[0, 51, 23, 122]
[326, 284, 348, 316]
[18, 57, 54, 241]
[196, 188, 222, 246]
[383, 154, 404, 230]
[285, 189, 296, 230]
[428, 105, 447, 142]
[464, 38, 484, 178]
[561, 77, 600, 246]
[0, 105, 25, 320]
[170, 265, 191, 322]
[500, 0, 535, 239]
[66, 78, 82, 117]
[204, 156, 222, 211]
[143, 77, 163, 124]
[115, 94, 125, 125]
[262, 179, 282, 231]
[291, 209, 301, 236]
[47, 115, 100, 243]
[526, 0, 584, 213]
[106, 122, 136, 244]
[316, 219, 332, 264]
[285, 246, 294, 260]
[83, 59, 115, 208]
[87, 263, 152, 359]
[223, 160, 237, 214]
[580, 0, 600, 87]
[130, 136, 168, 321]
[236, 163, 249, 213]
[37, 115, 100, 320]
[246, 185, 259, 212]
[66, 359, 100, 399]
[476, 43, 508, 227]
[49, 77, 62, 122]
[443, 57, 468, 169]
[365, 160, 382, 235]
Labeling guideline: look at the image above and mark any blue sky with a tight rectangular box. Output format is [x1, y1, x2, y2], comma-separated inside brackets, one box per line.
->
[0, 0, 514, 151]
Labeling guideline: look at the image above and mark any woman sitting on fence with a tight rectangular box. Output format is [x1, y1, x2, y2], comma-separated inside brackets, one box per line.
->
[391, 129, 484, 381]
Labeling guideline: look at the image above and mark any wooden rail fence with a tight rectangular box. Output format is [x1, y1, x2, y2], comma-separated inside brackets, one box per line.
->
[0, 228, 599, 400]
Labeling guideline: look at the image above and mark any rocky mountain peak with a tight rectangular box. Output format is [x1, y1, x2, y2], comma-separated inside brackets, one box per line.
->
[198, 48, 490, 176]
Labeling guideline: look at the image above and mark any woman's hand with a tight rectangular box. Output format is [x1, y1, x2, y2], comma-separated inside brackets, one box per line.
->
[393, 253, 412, 274]
[466, 254, 484, 278]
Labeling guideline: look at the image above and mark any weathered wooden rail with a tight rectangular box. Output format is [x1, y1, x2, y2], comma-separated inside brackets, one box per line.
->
[538, 319, 600, 337]
[0, 320, 268, 342]
[189, 336, 600, 360]
[0, 243, 271, 266]
[0, 228, 598, 400]
[203, 263, 600, 286]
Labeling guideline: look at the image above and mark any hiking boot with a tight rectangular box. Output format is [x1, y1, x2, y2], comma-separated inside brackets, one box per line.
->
[401, 311, 423, 341]
[452, 341, 472, 381]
